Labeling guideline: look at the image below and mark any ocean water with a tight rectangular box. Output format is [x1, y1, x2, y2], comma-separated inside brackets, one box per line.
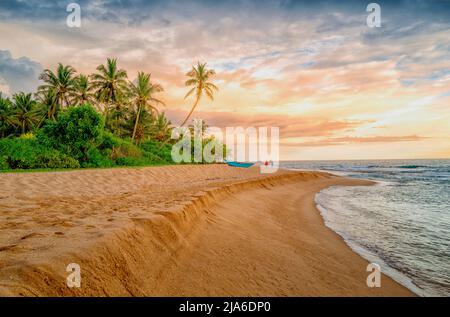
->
[281, 159, 450, 297]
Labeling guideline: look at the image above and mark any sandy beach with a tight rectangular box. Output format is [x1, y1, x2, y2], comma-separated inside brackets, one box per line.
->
[0, 165, 414, 296]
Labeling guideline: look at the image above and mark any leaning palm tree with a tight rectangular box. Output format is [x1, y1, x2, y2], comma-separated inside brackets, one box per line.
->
[129, 72, 165, 141]
[11, 92, 38, 134]
[126, 108, 154, 144]
[71, 74, 96, 106]
[180, 62, 218, 126]
[91, 58, 128, 116]
[38, 63, 77, 108]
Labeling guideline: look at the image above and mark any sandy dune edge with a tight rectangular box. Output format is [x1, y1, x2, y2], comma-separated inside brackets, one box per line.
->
[0, 165, 414, 296]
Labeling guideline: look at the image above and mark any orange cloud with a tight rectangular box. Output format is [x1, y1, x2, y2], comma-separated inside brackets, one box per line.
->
[282, 135, 428, 147]
[164, 109, 364, 138]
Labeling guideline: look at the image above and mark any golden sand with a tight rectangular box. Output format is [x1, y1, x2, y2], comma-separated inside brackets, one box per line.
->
[0, 165, 414, 296]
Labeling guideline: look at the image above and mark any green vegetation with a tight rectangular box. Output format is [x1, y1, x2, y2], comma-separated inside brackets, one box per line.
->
[0, 58, 221, 171]
[181, 62, 218, 127]
[0, 137, 80, 170]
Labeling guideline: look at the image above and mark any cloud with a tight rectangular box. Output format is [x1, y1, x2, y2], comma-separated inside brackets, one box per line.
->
[0, 50, 43, 95]
[282, 135, 427, 147]
[315, 12, 362, 33]
[0, 75, 11, 95]
[0, 0, 70, 20]
[0, 0, 449, 159]
[164, 109, 363, 138]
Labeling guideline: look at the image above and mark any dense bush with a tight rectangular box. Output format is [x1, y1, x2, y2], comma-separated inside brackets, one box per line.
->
[98, 131, 119, 151]
[111, 141, 142, 160]
[97, 132, 139, 157]
[0, 137, 80, 169]
[33, 150, 80, 169]
[0, 104, 223, 171]
[140, 139, 173, 163]
[38, 104, 104, 163]
[0, 155, 9, 170]
[115, 154, 165, 166]
[83, 147, 115, 168]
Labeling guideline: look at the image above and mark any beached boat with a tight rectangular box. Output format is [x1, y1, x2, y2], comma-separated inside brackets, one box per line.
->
[225, 161, 255, 168]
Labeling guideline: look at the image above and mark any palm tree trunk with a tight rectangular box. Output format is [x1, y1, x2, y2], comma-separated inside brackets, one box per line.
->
[132, 105, 141, 141]
[64, 95, 70, 108]
[37, 116, 45, 128]
[157, 96, 201, 151]
[180, 95, 201, 127]
[103, 103, 109, 119]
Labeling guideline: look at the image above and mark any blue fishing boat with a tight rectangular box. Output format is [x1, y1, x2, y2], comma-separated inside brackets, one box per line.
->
[225, 161, 255, 168]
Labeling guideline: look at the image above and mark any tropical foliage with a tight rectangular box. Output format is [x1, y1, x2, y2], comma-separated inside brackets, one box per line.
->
[129, 72, 165, 142]
[38, 63, 77, 108]
[0, 58, 221, 170]
[181, 62, 218, 126]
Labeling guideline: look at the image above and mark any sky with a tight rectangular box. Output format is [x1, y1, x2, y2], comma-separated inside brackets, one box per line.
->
[0, 0, 449, 160]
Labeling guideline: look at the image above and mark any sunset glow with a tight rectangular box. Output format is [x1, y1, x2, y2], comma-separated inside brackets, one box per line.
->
[1, 0, 449, 160]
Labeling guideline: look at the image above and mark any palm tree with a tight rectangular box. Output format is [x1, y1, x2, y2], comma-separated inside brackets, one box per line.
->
[180, 62, 218, 126]
[71, 74, 96, 106]
[34, 89, 59, 125]
[106, 94, 131, 137]
[38, 63, 77, 108]
[127, 108, 154, 143]
[150, 112, 172, 142]
[0, 93, 14, 137]
[91, 58, 128, 115]
[129, 72, 165, 141]
[11, 92, 38, 134]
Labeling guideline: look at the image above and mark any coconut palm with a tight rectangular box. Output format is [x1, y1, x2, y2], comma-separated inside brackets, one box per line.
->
[71, 74, 96, 106]
[126, 108, 154, 144]
[150, 112, 172, 142]
[180, 62, 218, 126]
[106, 94, 131, 137]
[129, 72, 165, 141]
[0, 93, 14, 137]
[91, 58, 128, 115]
[11, 92, 39, 134]
[34, 89, 60, 125]
[38, 63, 77, 108]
